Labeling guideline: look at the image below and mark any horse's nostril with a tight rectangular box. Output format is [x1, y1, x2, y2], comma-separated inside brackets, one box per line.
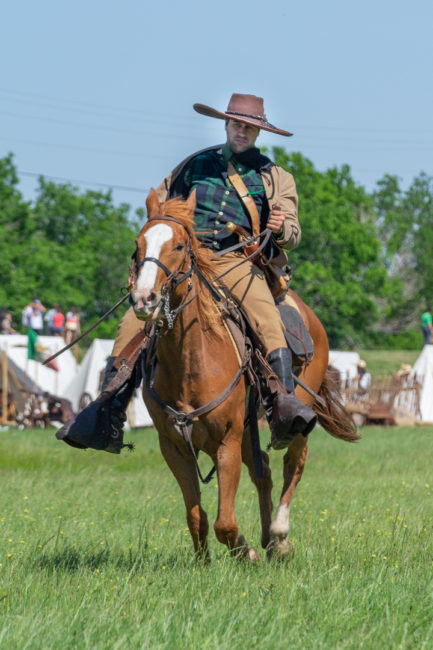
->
[148, 292, 157, 304]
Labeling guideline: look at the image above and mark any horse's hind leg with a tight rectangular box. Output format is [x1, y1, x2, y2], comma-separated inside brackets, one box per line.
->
[158, 433, 210, 560]
[242, 432, 273, 549]
[267, 291, 328, 560]
[268, 434, 308, 560]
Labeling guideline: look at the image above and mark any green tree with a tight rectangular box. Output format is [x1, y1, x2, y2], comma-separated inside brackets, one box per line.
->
[0, 154, 142, 340]
[271, 148, 389, 348]
[373, 171, 433, 333]
[0, 153, 33, 322]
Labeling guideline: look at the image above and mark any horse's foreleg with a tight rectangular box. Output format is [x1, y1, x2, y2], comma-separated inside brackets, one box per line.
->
[214, 436, 260, 561]
[158, 433, 209, 560]
[268, 434, 308, 560]
[213, 437, 241, 549]
[241, 432, 273, 549]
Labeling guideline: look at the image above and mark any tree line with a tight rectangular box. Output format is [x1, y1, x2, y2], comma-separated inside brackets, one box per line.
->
[1, 151, 431, 348]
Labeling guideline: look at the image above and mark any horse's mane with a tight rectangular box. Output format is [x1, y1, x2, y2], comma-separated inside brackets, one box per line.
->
[160, 197, 225, 337]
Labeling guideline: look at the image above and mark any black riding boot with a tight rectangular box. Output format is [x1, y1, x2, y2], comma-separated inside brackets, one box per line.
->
[266, 347, 317, 450]
[56, 357, 137, 454]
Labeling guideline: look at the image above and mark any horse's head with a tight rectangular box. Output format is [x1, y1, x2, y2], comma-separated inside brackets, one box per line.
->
[129, 189, 197, 322]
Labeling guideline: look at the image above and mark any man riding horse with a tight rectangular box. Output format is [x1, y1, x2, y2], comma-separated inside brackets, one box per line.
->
[57, 93, 317, 453]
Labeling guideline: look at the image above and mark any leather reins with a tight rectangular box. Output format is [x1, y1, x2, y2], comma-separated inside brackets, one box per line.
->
[131, 215, 274, 322]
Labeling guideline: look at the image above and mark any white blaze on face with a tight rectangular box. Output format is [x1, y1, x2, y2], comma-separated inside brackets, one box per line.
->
[136, 224, 173, 291]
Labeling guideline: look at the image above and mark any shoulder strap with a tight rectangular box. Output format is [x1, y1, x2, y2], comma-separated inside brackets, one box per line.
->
[227, 161, 261, 237]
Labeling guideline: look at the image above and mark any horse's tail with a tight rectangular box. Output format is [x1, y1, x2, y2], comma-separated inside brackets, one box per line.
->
[313, 371, 361, 442]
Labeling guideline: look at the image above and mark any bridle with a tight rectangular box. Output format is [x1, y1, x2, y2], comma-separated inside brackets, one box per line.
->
[130, 214, 222, 328]
[131, 214, 193, 288]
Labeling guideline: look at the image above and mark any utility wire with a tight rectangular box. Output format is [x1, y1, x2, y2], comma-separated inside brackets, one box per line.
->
[3, 108, 433, 147]
[1, 132, 432, 157]
[19, 169, 149, 194]
[0, 88, 199, 125]
[1, 87, 433, 136]
[0, 134, 181, 159]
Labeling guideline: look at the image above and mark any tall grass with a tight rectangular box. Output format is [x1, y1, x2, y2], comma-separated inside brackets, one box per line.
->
[0, 424, 432, 649]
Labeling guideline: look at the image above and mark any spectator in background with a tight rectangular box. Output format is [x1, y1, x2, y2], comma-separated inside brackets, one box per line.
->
[357, 359, 371, 391]
[44, 305, 57, 335]
[51, 306, 65, 336]
[65, 307, 80, 345]
[421, 307, 433, 346]
[396, 363, 413, 388]
[0, 308, 17, 334]
[22, 298, 46, 335]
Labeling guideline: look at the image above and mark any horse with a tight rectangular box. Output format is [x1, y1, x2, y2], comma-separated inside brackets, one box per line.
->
[129, 188, 359, 561]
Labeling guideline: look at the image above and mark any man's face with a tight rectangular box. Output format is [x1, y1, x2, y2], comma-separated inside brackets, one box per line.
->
[225, 119, 260, 154]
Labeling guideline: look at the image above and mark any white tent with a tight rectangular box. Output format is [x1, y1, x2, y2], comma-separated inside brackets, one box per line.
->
[328, 350, 361, 383]
[64, 338, 152, 428]
[411, 345, 433, 422]
[0, 334, 78, 408]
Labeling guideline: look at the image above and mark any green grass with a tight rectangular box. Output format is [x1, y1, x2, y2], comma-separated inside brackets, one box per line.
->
[356, 349, 420, 380]
[0, 424, 432, 649]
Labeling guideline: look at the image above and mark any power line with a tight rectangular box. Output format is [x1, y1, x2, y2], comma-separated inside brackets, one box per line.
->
[1, 87, 433, 137]
[0, 134, 180, 159]
[0, 87, 199, 126]
[2, 133, 432, 163]
[19, 170, 149, 194]
[0, 109, 202, 140]
[3, 108, 433, 148]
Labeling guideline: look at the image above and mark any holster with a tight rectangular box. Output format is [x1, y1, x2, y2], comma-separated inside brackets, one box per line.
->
[260, 261, 289, 300]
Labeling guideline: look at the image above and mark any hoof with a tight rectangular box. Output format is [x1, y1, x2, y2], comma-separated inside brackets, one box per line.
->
[266, 537, 295, 561]
[246, 546, 261, 563]
[235, 535, 261, 563]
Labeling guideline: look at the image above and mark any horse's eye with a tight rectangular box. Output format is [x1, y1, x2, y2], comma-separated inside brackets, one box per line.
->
[175, 243, 184, 251]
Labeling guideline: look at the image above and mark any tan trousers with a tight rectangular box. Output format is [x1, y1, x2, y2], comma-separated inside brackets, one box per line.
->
[112, 251, 287, 357]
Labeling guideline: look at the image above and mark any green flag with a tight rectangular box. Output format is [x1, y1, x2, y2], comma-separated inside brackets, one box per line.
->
[27, 328, 38, 360]
[27, 329, 59, 371]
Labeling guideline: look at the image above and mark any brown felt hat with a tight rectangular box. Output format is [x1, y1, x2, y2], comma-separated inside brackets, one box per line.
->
[193, 93, 293, 137]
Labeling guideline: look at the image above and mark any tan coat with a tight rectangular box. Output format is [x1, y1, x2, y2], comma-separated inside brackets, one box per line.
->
[155, 145, 301, 251]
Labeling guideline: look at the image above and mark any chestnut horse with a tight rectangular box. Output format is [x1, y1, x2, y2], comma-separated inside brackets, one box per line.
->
[130, 189, 359, 561]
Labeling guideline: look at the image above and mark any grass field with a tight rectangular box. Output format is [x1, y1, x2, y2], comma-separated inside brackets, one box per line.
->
[0, 424, 432, 649]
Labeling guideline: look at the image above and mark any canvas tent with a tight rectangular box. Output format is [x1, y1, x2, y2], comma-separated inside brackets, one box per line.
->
[411, 344, 433, 422]
[0, 334, 78, 412]
[328, 350, 360, 383]
[64, 338, 152, 428]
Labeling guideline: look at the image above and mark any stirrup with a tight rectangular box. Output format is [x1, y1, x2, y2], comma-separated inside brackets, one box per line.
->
[267, 393, 317, 450]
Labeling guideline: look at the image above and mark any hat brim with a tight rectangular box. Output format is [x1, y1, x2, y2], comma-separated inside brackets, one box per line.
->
[193, 103, 293, 137]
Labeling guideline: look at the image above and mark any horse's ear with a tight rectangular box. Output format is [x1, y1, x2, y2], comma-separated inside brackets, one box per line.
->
[146, 188, 162, 217]
[186, 189, 197, 213]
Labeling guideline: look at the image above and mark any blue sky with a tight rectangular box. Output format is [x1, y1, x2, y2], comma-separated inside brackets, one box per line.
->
[1, 0, 432, 214]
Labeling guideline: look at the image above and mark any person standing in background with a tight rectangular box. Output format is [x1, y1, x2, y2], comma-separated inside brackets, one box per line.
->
[421, 307, 433, 345]
[22, 298, 46, 335]
[0, 308, 17, 334]
[51, 306, 65, 337]
[357, 359, 371, 391]
[44, 305, 57, 334]
[65, 307, 80, 345]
